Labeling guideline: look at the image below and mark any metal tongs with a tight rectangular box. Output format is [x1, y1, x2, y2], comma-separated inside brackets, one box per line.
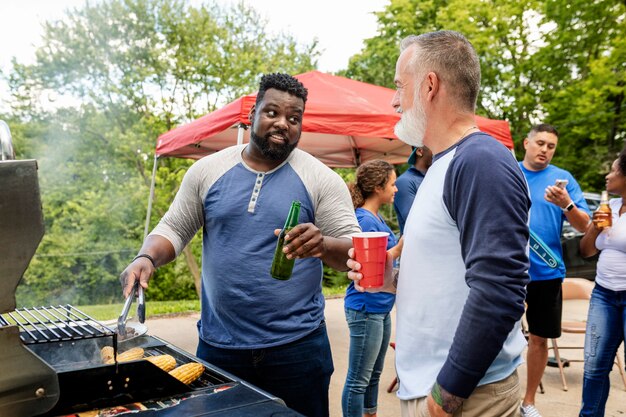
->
[117, 281, 146, 337]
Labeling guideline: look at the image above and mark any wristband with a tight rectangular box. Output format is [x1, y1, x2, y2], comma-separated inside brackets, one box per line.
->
[562, 202, 575, 212]
[133, 254, 156, 268]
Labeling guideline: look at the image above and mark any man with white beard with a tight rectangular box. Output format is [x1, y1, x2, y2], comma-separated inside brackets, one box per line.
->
[347, 31, 531, 417]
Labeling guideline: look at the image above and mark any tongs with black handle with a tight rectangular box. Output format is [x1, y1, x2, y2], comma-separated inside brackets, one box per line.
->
[117, 281, 146, 337]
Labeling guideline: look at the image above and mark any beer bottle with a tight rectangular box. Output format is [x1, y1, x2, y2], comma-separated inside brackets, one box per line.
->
[271, 201, 301, 280]
[595, 190, 612, 229]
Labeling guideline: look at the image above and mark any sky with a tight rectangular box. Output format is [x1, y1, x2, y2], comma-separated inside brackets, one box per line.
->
[0, 0, 388, 79]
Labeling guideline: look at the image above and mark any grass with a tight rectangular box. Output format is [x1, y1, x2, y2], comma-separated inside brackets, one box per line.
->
[77, 288, 347, 321]
[77, 300, 201, 321]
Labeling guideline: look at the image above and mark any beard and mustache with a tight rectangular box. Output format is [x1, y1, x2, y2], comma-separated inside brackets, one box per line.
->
[250, 129, 299, 161]
[394, 96, 426, 148]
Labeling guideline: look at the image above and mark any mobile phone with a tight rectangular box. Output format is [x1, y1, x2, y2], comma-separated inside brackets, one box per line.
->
[555, 179, 568, 189]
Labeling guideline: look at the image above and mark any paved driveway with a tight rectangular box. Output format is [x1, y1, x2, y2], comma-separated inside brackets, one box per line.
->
[146, 297, 626, 417]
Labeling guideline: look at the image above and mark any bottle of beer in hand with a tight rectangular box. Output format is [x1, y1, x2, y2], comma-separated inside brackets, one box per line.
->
[271, 201, 301, 280]
[595, 190, 612, 229]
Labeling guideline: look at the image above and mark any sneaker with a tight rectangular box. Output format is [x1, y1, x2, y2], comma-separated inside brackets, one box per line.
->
[520, 403, 542, 417]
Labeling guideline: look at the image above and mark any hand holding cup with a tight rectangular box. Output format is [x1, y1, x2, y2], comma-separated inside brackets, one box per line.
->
[347, 232, 396, 294]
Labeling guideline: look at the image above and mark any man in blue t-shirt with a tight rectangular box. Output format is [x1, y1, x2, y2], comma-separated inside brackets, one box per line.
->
[394, 146, 432, 234]
[519, 123, 590, 417]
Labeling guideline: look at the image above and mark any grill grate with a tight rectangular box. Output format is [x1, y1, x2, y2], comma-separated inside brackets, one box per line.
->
[0, 304, 115, 344]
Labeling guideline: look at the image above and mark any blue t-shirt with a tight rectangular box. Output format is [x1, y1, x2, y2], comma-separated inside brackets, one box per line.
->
[519, 163, 590, 281]
[151, 146, 361, 349]
[344, 208, 397, 313]
[394, 167, 426, 234]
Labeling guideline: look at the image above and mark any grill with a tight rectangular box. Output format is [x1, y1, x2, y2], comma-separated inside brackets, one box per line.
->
[1, 305, 115, 345]
[0, 128, 303, 416]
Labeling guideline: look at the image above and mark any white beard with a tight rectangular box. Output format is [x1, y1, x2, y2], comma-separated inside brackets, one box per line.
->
[394, 99, 426, 148]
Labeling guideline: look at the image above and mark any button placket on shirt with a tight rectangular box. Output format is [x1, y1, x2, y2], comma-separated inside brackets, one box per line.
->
[248, 173, 265, 213]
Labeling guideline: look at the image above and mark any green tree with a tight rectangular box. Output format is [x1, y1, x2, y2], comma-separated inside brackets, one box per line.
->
[344, 0, 546, 140]
[6, 0, 319, 305]
[538, 0, 626, 190]
[342, 0, 626, 189]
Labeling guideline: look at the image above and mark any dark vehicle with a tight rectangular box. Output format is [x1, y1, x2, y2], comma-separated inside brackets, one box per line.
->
[561, 192, 601, 280]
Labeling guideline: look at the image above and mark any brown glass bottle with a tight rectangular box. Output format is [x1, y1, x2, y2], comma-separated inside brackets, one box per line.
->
[595, 191, 612, 229]
[271, 201, 301, 280]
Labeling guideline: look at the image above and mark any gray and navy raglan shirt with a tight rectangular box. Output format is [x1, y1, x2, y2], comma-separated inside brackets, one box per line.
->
[395, 132, 531, 400]
[151, 145, 360, 349]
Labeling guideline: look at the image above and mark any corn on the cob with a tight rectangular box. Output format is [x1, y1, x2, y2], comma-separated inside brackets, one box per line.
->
[145, 354, 177, 372]
[100, 346, 114, 362]
[105, 347, 144, 364]
[169, 362, 204, 385]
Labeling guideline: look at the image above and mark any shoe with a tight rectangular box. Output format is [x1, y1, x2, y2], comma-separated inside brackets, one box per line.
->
[520, 403, 542, 417]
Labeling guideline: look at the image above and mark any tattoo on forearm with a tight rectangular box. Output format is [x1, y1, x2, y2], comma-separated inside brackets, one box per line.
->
[431, 382, 464, 414]
[392, 268, 399, 289]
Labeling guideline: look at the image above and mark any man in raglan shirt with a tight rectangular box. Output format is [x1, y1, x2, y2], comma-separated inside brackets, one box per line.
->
[119, 73, 360, 417]
[348, 30, 531, 417]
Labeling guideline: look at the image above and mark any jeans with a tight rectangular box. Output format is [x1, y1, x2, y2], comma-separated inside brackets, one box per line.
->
[196, 322, 334, 417]
[579, 284, 626, 417]
[342, 308, 392, 417]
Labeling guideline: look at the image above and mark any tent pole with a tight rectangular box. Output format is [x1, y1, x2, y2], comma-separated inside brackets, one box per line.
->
[144, 154, 158, 238]
[236, 124, 245, 145]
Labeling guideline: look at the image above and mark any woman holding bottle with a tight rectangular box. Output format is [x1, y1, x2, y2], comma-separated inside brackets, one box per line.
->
[343, 160, 400, 417]
[579, 148, 626, 417]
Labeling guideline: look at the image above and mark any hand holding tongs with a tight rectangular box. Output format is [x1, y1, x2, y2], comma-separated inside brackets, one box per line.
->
[117, 281, 146, 337]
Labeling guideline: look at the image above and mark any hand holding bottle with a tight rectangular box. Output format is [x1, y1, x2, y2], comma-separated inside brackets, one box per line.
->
[593, 191, 612, 230]
[592, 211, 612, 230]
[271, 201, 301, 280]
[273, 223, 325, 259]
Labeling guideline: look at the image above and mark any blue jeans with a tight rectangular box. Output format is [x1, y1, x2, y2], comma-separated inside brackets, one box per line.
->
[196, 322, 334, 417]
[342, 308, 392, 417]
[579, 284, 626, 417]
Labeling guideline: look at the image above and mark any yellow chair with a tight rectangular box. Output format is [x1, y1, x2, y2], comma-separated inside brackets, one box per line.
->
[549, 278, 626, 391]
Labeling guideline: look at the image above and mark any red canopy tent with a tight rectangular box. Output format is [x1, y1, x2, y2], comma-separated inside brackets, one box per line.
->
[144, 71, 514, 235]
[156, 70, 513, 167]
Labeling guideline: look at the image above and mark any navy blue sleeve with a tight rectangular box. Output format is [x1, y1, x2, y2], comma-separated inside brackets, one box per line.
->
[438, 135, 530, 398]
[393, 170, 421, 234]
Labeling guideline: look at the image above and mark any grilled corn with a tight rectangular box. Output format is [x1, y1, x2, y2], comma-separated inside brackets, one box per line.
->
[105, 347, 144, 364]
[100, 346, 114, 362]
[145, 354, 177, 372]
[169, 362, 204, 385]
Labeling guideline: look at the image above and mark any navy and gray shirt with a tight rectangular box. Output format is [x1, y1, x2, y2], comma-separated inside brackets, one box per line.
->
[395, 133, 531, 399]
[151, 145, 360, 349]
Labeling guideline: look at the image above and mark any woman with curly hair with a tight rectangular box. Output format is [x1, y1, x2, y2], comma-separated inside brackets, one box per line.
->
[343, 160, 400, 417]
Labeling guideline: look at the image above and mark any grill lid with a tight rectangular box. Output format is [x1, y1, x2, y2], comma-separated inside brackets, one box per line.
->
[0, 159, 44, 314]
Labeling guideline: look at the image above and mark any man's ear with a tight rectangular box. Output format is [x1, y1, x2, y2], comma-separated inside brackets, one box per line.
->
[425, 72, 439, 102]
[523, 137, 530, 150]
[248, 104, 256, 122]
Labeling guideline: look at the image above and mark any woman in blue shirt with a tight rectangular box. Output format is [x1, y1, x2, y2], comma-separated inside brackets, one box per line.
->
[343, 160, 399, 417]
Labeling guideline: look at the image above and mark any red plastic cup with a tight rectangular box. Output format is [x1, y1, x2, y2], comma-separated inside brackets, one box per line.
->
[352, 232, 389, 288]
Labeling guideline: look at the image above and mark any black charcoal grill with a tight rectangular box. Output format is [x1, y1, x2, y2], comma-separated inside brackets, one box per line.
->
[0, 124, 303, 416]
